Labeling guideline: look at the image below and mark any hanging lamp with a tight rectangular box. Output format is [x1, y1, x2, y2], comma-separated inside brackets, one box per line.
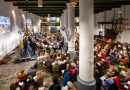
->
[38, 0, 43, 7]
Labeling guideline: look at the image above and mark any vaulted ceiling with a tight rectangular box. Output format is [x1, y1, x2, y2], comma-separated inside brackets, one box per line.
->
[4, 0, 130, 17]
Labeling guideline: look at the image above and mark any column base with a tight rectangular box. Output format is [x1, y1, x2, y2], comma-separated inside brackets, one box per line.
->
[69, 51, 75, 60]
[77, 75, 96, 90]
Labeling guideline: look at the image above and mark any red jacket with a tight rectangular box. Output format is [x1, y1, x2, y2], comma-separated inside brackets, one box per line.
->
[113, 76, 120, 89]
[101, 51, 106, 59]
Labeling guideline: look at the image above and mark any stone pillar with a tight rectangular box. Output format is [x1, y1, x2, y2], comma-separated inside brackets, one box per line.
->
[60, 16, 62, 27]
[62, 13, 64, 27]
[60, 14, 64, 27]
[60, 13, 66, 44]
[60, 14, 64, 34]
[63, 10, 68, 44]
[77, 0, 96, 90]
[63, 10, 68, 30]
[67, 3, 76, 60]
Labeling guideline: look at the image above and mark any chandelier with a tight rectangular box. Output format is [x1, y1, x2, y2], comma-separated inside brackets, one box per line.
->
[113, 12, 128, 32]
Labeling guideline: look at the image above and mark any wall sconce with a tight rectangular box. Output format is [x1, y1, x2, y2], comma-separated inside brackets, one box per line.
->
[46, 17, 50, 21]
[11, 10, 16, 19]
[56, 17, 60, 22]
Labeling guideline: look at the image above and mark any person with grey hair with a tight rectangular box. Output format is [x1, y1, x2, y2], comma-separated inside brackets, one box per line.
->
[38, 82, 49, 90]
[62, 81, 76, 90]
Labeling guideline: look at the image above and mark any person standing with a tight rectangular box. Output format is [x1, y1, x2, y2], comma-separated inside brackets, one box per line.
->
[23, 37, 28, 53]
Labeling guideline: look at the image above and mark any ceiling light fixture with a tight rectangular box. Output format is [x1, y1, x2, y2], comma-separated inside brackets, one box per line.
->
[38, 0, 43, 7]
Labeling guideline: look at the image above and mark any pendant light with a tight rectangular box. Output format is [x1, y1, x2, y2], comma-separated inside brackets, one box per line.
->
[38, 0, 43, 7]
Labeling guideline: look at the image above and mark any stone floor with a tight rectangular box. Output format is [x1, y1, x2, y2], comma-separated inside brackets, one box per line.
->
[0, 47, 54, 90]
[0, 49, 130, 90]
[0, 60, 36, 90]
[0, 47, 37, 90]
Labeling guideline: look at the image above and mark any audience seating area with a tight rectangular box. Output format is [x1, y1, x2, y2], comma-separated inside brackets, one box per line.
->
[2, 31, 130, 90]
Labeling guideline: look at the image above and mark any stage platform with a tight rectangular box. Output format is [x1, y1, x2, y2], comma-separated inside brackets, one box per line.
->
[14, 50, 38, 63]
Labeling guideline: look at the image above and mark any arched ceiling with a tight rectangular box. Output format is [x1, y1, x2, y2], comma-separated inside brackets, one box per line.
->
[4, 0, 130, 17]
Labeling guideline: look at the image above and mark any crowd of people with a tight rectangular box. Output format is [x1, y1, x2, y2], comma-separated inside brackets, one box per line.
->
[10, 31, 79, 90]
[10, 30, 130, 90]
[94, 38, 130, 90]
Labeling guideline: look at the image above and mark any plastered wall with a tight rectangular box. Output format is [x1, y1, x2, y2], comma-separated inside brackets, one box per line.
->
[95, 5, 130, 43]
[0, 0, 41, 60]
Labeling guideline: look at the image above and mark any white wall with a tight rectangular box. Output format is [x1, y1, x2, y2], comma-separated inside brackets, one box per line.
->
[95, 5, 130, 43]
[32, 14, 42, 32]
[114, 5, 130, 43]
[0, 0, 41, 60]
[94, 12, 105, 35]
[0, 32, 20, 59]
[115, 31, 130, 43]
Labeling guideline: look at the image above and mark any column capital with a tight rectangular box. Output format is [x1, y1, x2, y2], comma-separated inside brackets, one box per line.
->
[67, 2, 77, 8]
